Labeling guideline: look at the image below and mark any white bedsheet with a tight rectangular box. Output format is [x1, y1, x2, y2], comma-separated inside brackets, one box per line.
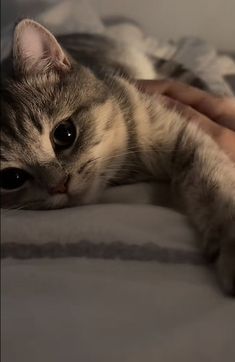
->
[2, 258, 235, 362]
[2, 184, 235, 361]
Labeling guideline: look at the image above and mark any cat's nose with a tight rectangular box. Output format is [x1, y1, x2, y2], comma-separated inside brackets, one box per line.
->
[49, 176, 70, 195]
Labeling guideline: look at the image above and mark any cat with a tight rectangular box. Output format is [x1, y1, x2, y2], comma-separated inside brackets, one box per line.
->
[1, 19, 235, 295]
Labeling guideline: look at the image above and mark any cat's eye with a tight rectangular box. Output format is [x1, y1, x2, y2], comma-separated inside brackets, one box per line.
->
[52, 120, 76, 150]
[0, 168, 31, 191]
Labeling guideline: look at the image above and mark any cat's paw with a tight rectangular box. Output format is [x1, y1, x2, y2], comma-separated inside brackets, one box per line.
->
[216, 228, 235, 296]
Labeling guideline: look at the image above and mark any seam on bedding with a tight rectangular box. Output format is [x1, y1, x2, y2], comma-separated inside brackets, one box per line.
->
[1, 240, 206, 265]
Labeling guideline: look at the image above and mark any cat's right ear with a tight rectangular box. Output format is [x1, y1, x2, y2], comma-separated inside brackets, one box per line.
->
[12, 19, 71, 75]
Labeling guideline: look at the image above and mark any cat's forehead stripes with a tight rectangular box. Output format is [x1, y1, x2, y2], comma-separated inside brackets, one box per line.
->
[40, 127, 55, 159]
[1, 96, 55, 165]
[1, 82, 108, 166]
[0, 131, 54, 165]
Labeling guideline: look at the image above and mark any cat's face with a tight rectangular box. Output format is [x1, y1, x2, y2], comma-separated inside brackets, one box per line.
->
[0, 20, 127, 209]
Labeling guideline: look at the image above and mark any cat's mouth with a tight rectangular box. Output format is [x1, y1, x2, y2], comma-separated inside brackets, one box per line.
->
[45, 172, 104, 209]
[47, 184, 87, 209]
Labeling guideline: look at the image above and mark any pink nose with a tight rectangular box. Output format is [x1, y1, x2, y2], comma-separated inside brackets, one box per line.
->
[49, 176, 70, 195]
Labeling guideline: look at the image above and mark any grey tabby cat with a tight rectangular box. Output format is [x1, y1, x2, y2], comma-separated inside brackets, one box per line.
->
[1, 19, 235, 295]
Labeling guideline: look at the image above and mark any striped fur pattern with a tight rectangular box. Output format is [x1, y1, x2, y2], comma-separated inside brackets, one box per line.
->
[1, 19, 235, 295]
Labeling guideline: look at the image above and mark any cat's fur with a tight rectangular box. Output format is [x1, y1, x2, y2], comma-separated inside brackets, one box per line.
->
[1, 19, 235, 295]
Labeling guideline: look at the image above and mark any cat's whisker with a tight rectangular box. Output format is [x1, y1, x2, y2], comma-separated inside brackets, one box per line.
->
[2, 199, 46, 213]
[88, 147, 153, 165]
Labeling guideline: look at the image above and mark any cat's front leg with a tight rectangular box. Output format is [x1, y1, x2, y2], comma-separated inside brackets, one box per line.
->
[122, 82, 234, 294]
[138, 96, 235, 294]
[171, 122, 235, 295]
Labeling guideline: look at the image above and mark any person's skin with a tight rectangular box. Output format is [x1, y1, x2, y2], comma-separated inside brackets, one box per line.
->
[136, 80, 235, 162]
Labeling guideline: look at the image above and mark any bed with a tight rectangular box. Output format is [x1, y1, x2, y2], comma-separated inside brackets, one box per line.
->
[1, 1, 235, 361]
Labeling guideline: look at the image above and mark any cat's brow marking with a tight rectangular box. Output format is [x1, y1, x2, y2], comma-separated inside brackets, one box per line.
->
[39, 128, 54, 160]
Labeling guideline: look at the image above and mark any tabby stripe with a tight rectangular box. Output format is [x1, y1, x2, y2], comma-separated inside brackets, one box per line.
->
[104, 77, 148, 182]
[104, 77, 137, 147]
[29, 112, 43, 133]
[171, 125, 197, 179]
[2, 124, 26, 147]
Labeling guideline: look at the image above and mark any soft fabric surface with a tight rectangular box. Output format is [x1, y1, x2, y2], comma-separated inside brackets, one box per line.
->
[1, 0, 235, 95]
[1, 2, 235, 361]
[2, 258, 235, 362]
[2, 184, 201, 263]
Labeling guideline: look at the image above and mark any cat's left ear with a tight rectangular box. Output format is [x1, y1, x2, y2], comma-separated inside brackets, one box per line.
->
[12, 19, 71, 75]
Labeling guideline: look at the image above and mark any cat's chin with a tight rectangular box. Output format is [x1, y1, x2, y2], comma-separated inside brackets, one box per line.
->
[44, 190, 102, 210]
[66, 191, 102, 208]
[18, 179, 106, 210]
[64, 177, 106, 207]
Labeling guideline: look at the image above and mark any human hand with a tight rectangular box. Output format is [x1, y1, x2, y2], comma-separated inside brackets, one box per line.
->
[137, 80, 235, 162]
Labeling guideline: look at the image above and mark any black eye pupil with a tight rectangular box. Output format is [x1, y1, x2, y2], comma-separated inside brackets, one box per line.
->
[0, 168, 30, 190]
[53, 121, 76, 149]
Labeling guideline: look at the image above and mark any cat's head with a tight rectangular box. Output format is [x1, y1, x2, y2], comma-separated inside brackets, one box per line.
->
[0, 19, 127, 209]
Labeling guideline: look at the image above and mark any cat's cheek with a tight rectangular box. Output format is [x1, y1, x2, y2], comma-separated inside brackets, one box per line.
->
[67, 176, 105, 206]
[0, 192, 19, 209]
[86, 178, 107, 203]
[1, 192, 13, 204]
[0, 189, 31, 209]
[79, 183, 103, 205]
[47, 194, 70, 209]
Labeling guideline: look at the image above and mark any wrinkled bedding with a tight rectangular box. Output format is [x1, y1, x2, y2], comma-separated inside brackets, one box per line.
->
[1, 1, 235, 361]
